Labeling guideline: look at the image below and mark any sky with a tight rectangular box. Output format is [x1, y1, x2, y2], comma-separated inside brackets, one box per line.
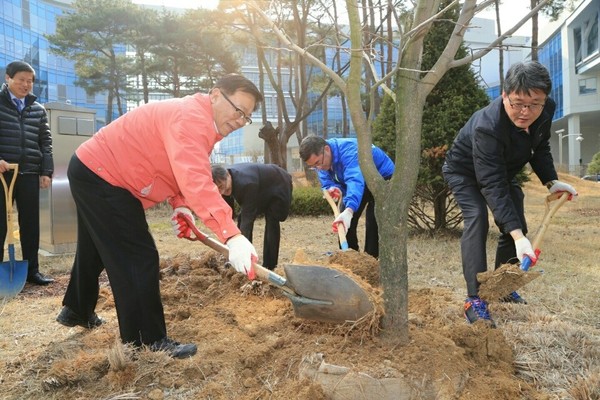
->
[131, 0, 541, 35]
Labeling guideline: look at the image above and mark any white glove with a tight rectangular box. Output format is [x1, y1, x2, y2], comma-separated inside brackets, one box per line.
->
[548, 180, 577, 200]
[171, 207, 194, 239]
[326, 187, 342, 200]
[227, 235, 258, 277]
[514, 237, 537, 264]
[332, 207, 353, 233]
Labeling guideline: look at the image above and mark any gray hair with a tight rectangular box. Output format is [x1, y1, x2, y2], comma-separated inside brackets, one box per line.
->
[212, 74, 263, 112]
[503, 61, 552, 96]
[299, 136, 327, 162]
[211, 165, 229, 184]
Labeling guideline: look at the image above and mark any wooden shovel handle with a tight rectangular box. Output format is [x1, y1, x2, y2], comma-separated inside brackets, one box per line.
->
[0, 164, 19, 246]
[322, 189, 348, 249]
[179, 213, 281, 284]
[531, 191, 570, 250]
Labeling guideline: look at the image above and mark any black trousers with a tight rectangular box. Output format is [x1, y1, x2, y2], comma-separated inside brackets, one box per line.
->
[444, 173, 527, 297]
[62, 155, 166, 346]
[0, 173, 41, 277]
[239, 196, 291, 270]
[346, 185, 379, 258]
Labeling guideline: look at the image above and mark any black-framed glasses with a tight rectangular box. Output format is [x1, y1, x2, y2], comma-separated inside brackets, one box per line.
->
[221, 91, 252, 126]
[507, 96, 546, 112]
[307, 147, 325, 170]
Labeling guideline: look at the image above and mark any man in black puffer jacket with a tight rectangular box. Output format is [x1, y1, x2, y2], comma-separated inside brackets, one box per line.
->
[0, 60, 54, 285]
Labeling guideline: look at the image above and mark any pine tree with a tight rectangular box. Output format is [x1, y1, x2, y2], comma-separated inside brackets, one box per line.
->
[373, 0, 490, 232]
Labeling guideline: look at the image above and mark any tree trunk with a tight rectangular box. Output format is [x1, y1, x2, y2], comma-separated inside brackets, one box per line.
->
[531, 0, 539, 61]
[495, 0, 505, 90]
[259, 122, 284, 168]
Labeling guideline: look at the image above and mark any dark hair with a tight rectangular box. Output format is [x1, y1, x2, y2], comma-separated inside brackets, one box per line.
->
[503, 61, 551, 96]
[299, 135, 327, 162]
[212, 74, 263, 111]
[211, 164, 229, 184]
[5, 61, 36, 80]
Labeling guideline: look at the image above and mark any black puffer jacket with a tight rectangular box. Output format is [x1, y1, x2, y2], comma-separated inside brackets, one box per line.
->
[0, 84, 53, 176]
[443, 96, 558, 234]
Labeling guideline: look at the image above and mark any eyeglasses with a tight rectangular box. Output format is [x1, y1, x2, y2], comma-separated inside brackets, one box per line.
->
[507, 97, 546, 112]
[307, 147, 325, 170]
[221, 91, 252, 126]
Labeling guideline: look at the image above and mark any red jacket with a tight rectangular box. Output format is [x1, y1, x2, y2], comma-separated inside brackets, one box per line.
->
[76, 93, 240, 242]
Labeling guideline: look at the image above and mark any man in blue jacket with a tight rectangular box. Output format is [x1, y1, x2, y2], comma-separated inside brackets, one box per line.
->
[443, 61, 577, 327]
[299, 136, 394, 258]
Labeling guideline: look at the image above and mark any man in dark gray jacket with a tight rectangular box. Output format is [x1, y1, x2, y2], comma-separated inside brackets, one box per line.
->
[443, 61, 576, 326]
[0, 61, 54, 285]
[212, 163, 292, 270]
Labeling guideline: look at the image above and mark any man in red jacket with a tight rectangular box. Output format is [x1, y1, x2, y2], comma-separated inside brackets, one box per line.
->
[56, 74, 263, 359]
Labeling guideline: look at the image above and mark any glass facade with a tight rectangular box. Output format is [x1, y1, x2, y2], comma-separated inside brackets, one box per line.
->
[539, 31, 564, 120]
[0, 0, 110, 127]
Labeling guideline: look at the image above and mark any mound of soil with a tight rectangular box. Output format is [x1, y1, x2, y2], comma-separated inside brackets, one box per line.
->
[1, 249, 550, 400]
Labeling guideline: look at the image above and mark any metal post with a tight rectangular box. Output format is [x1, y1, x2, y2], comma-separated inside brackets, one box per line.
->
[556, 129, 565, 169]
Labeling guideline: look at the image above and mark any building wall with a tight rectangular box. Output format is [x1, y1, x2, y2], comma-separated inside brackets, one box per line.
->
[0, 0, 110, 128]
[464, 17, 531, 98]
[539, 0, 600, 174]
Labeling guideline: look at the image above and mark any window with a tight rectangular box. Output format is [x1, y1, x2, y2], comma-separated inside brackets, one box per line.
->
[573, 12, 599, 65]
[579, 77, 597, 94]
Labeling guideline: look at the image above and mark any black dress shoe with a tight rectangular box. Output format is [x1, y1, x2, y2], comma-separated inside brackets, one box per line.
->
[149, 337, 197, 359]
[56, 306, 103, 329]
[27, 272, 54, 285]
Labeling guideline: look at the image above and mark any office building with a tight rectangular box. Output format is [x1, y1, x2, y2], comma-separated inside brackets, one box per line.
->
[538, 0, 600, 174]
[1, 0, 110, 127]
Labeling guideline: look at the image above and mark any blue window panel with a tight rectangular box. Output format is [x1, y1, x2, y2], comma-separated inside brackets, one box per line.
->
[539, 31, 563, 120]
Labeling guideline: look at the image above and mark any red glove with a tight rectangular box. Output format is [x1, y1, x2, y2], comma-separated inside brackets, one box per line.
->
[326, 187, 342, 200]
[171, 207, 194, 239]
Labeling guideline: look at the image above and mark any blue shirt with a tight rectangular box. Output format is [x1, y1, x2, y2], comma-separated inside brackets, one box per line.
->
[318, 138, 394, 211]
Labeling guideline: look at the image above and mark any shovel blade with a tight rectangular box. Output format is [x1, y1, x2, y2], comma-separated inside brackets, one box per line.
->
[283, 264, 374, 323]
[477, 264, 542, 302]
[0, 260, 28, 299]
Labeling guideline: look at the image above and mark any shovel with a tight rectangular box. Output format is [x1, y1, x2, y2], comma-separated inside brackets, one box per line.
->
[180, 214, 374, 323]
[323, 189, 348, 250]
[0, 164, 28, 299]
[477, 191, 570, 301]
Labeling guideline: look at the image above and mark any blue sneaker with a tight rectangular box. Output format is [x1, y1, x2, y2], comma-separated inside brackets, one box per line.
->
[464, 296, 495, 327]
[501, 291, 527, 304]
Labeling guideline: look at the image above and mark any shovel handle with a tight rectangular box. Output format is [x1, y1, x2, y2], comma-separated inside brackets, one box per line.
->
[178, 214, 293, 290]
[323, 189, 349, 250]
[0, 164, 19, 246]
[521, 192, 570, 271]
[531, 191, 570, 250]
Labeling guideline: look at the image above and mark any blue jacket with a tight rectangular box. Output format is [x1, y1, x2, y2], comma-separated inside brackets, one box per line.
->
[318, 138, 394, 211]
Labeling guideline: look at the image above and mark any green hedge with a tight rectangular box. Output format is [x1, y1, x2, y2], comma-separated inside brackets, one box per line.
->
[290, 186, 331, 216]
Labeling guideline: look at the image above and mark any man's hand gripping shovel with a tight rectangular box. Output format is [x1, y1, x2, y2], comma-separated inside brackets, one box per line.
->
[477, 191, 570, 302]
[177, 213, 375, 323]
